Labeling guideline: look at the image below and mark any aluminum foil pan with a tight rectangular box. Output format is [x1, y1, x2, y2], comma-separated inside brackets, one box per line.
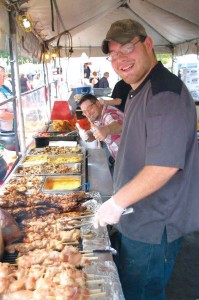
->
[85, 261, 125, 300]
[82, 199, 100, 213]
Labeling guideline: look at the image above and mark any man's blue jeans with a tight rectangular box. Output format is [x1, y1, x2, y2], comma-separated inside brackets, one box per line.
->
[111, 229, 183, 300]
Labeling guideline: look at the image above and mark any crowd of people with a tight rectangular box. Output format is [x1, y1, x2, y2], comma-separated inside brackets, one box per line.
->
[83, 62, 111, 89]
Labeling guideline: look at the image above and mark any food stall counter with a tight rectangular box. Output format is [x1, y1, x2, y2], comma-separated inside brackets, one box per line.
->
[87, 148, 113, 201]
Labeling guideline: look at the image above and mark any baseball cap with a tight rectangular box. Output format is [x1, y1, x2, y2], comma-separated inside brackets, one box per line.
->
[102, 19, 147, 54]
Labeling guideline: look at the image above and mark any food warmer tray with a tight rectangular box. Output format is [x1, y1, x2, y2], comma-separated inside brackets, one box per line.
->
[20, 153, 84, 163]
[33, 131, 79, 148]
[1, 174, 45, 194]
[27, 145, 83, 155]
[12, 162, 83, 177]
[41, 174, 87, 193]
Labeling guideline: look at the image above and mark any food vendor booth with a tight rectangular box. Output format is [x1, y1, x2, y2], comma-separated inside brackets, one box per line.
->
[0, 1, 199, 299]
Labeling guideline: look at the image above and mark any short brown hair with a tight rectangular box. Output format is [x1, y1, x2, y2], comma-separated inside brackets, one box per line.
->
[79, 93, 98, 106]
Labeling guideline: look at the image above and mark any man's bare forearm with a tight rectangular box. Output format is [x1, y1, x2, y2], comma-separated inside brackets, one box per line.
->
[114, 165, 179, 208]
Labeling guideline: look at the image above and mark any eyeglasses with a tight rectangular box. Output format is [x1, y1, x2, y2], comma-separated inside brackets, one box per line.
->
[81, 103, 96, 116]
[106, 37, 146, 62]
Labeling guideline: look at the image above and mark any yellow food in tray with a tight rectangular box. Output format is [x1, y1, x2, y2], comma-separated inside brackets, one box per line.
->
[47, 156, 83, 163]
[23, 156, 47, 164]
[43, 176, 81, 191]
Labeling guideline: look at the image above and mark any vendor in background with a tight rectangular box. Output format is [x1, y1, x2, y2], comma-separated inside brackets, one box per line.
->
[76, 93, 123, 160]
[98, 72, 110, 88]
[83, 63, 91, 79]
[100, 79, 131, 112]
[90, 71, 100, 88]
[94, 19, 199, 300]
[20, 73, 31, 93]
[0, 66, 14, 132]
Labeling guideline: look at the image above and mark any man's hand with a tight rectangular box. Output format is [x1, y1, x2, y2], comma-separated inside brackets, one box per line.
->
[93, 197, 125, 228]
[91, 123, 109, 141]
[76, 123, 89, 141]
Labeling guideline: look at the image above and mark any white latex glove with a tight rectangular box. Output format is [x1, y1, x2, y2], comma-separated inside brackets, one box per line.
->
[93, 196, 125, 228]
[76, 123, 89, 141]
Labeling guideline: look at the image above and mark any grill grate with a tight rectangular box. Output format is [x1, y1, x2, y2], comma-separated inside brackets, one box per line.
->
[2, 251, 18, 264]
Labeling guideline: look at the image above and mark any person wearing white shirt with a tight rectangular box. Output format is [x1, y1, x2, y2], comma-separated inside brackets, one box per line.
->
[0, 66, 14, 132]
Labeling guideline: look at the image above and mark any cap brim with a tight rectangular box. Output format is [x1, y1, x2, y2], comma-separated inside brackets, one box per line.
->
[101, 36, 135, 54]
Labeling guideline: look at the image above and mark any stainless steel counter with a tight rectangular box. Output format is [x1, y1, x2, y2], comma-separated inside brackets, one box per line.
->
[87, 148, 113, 201]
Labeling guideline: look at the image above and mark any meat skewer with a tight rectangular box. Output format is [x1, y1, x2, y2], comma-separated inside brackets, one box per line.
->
[0, 253, 91, 299]
[0, 191, 87, 209]
[5, 229, 81, 254]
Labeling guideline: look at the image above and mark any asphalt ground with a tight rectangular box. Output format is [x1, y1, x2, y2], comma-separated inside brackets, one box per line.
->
[166, 231, 199, 300]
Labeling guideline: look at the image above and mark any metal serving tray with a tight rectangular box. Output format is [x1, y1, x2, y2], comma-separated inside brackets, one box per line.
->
[13, 162, 82, 176]
[47, 154, 84, 163]
[20, 153, 84, 164]
[28, 145, 83, 155]
[1, 175, 45, 193]
[34, 132, 79, 147]
[42, 175, 85, 193]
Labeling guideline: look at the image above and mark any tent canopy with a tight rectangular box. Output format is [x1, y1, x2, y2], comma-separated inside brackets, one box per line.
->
[2, 0, 199, 57]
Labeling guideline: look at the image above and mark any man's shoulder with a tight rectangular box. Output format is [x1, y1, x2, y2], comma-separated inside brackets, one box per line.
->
[150, 63, 183, 96]
[104, 105, 124, 116]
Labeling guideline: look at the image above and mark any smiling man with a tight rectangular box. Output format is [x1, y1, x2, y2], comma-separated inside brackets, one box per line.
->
[94, 19, 199, 300]
[77, 93, 123, 160]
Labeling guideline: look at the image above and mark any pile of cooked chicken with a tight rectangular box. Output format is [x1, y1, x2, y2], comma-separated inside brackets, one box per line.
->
[0, 190, 98, 300]
[0, 246, 91, 300]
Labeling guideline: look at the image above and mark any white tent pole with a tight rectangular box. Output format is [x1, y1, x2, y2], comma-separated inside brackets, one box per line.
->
[9, 11, 26, 154]
[44, 62, 52, 116]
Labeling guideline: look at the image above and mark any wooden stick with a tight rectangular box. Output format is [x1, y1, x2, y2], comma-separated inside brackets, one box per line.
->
[87, 274, 107, 279]
[87, 274, 95, 278]
[83, 253, 95, 257]
[86, 256, 99, 261]
[89, 289, 102, 294]
[89, 292, 106, 298]
[87, 279, 105, 284]
[62, 241, 79, 245]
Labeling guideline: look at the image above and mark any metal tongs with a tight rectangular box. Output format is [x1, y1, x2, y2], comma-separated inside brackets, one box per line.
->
[61, 208, 134, 230]
[64, 129, 78, 136]
[60, 214, 95, 222]
[60, 207, 134, 222]
[62, 221, 94, 230]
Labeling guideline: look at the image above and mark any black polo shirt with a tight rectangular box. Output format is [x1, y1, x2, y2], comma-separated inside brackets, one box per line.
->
[114, 62, 199, 243]
[111, 80, 132, 112]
